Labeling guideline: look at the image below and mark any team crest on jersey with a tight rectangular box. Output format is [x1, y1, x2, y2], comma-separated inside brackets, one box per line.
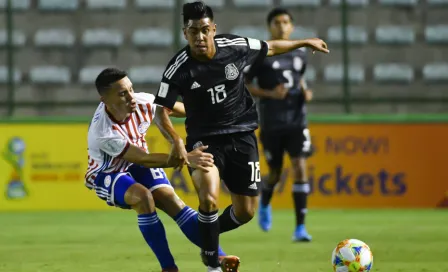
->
[138, 122, 150, 134]
[104, 175, 112, 188]
[225, 63, 239, 80]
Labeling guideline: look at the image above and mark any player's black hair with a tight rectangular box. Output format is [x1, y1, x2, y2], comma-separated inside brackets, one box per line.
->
[182, 1, 214, 26]
[267, 8, 293, 25]
[95, 68, 127, 95]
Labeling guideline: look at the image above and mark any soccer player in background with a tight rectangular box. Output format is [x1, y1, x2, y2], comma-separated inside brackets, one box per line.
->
[153, 1, 329, 271]
[85, 68, 239, 272]
[245, 8, 314, 242]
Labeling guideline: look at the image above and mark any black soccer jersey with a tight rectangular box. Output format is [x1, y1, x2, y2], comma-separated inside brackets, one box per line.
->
[154, 34, 269, 139]
[245, 48, 308, 131]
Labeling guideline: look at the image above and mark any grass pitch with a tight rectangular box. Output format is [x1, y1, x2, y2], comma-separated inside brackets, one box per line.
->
[1, 209, 447, 271]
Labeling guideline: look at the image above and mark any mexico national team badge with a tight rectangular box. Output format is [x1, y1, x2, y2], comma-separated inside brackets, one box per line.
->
[225, 63, 239, 80]
[138, 121, 150, 134]
[104, 175, 112, 188]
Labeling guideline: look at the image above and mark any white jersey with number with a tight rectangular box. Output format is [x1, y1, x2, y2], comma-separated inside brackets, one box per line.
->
[85, 92, 157, 189]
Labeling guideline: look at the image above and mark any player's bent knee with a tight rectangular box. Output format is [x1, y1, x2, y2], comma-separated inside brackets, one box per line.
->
[231, 194, 257, 223]
[199, 193, 219, 212]
[131, 189, 156, 215]
[152, 187, 186, 217]
[192, 167, 220, 212]
[233, 205, 256, 223]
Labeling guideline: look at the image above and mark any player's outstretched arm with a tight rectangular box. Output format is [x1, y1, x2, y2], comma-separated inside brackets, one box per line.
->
[122, 143, 214, 171]
[154, 106, 189, 170]
[266, 38, 329, 57]
[122, 144, 172, 168]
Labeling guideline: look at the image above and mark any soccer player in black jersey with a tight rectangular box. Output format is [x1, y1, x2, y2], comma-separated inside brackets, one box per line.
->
[245, 8, 314, 242]
[154, 2, 329, 271]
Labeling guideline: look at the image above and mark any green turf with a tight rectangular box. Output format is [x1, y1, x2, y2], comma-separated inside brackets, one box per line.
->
[1, 210, 447, 272]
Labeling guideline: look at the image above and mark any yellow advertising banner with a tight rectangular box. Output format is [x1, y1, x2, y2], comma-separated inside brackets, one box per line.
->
[0, 123, 447, 211]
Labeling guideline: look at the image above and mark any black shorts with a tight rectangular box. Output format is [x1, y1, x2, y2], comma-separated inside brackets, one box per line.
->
[186, 131, 260, 196]
[260, 127, 314, 169]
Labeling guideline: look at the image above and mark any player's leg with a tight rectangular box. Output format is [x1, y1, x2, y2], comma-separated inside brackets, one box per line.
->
[190, 165, 222, 270]
[258, 130, 285, 231]
[129, 165, 227, 258]
[220, 192, 258, 234]
[124, 182, 181, 270]
[219, 132, 261, 233]
[93, 172, 177, 271]
[288, 127, 313, 242]
[151, 185, 240, 272]
[186, 138, 225, 270]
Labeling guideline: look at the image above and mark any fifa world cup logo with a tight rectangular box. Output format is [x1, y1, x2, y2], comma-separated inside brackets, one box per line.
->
[2, 137, 28, 199]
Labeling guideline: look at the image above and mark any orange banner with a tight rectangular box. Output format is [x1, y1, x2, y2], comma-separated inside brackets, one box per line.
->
[268, 124, 448, 208]
[0, 123, 446, 210]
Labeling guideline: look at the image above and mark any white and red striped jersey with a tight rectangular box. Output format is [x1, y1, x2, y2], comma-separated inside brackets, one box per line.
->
[85, 92, 157, 189]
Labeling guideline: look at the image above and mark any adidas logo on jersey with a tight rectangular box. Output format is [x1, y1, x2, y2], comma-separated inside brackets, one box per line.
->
[191, 81, 201, 89]
[248, 183, 258, 190]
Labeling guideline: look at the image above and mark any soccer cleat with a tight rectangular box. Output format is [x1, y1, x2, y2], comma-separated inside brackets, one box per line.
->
[162, 267, 179, 272]
[219, 255, 240, 272]
[258, 202, 272, 232]
[201, 253, 240, 272]
[292, 224, 312, 242]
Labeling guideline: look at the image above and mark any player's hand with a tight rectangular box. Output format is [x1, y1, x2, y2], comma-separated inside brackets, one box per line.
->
[269, 84, 288, 100]
[304, 89, 313, 102]
[187, 145, 214, 172]
[304, 38, 330, 54]
[169, 139, 189, 171]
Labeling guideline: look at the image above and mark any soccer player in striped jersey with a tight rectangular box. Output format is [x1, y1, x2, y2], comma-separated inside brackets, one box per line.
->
[86, 68, 239, 272]
[153, 2, 329, 271]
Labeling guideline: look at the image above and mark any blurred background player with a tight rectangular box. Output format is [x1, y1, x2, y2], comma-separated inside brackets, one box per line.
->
[86, 68, 239, 272]
[154, 2, 328, 271]
[245, 8, 314, 242]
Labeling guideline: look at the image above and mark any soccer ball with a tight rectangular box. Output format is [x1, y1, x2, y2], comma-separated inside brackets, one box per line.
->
[331, 239, 373, 272]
